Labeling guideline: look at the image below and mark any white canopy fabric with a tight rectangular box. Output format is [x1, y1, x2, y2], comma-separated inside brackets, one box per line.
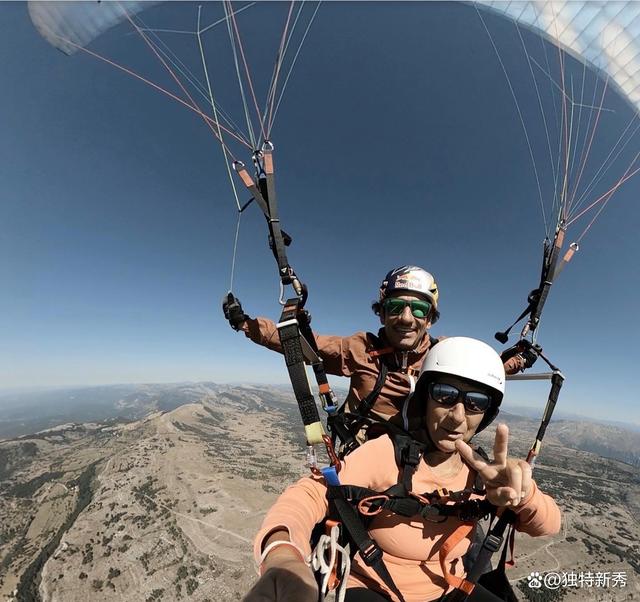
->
[28, 1, 161, 56]
[476, 1, 640, 113]
[29, 1, 640, 115]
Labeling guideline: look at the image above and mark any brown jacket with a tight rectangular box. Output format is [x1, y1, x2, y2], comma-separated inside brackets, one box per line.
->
[242, 317, 523, 431]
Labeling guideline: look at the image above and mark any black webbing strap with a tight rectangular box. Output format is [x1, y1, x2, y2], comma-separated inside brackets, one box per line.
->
[258, 147, 290, 278]
[234, 158, 292, 281]
[328, 490, 406, 602]
[236, 148, 337, 416]
[327, 339, 390, 451]
[526, 370, 564, 464]
[528, 225, 565, 334]
[296, 307, 337, 412]
[446, 510, 515, 602]
[358, 361, 389, 418]
[333, 483, 494, 522]
[399, 437, 422, 490]
[495, 225, 567, 343]
[277, 299, 324, 445]
[468, 512, 513, 585]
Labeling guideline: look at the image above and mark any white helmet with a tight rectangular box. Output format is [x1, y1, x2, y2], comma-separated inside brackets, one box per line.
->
[418, 337, 505, 432]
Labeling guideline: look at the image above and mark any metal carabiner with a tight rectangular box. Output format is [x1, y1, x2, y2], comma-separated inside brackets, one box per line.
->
[322, 434, 341, 473]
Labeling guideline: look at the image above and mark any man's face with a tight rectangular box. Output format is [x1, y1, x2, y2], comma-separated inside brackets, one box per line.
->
[381, 292, 432, 351]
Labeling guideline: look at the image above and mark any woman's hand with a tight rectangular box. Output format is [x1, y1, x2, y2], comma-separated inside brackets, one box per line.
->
[243, 534, 319, 602]
[455, 423, 532, 507]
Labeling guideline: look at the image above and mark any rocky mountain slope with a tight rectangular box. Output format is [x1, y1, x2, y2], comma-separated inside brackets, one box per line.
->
[0, 385, 306, 601]
[0, 384, 638, 601]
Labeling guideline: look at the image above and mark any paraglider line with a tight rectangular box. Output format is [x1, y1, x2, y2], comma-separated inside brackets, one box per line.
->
[263, 1, 304, 128]
[135, 13, 251, 145]
[570, 113, 640, 218]
[122, 4, 237, 153]
[567, 152, 640, 228]
[135, 27, 196, 35]
[226, 0, 268, 143]
[556, 24, 570, 224]
[528, 57, 613, 114]
[46, 33, 247, 153]
[270, 1, 322, 136]
[515, 23, 554, 235]
[569, 69, 603, 216]
[200, 2, 256, 35]
[563, 76, 578, 223]
[229, 210, 243, 292]
[266, 1, 295, 137]
[475, 6, 546, 232]
[568, 63, 588, 188]
[197, 5, 243, 212]
[567, 76, 609, 215]
[224, 0, 259, 149]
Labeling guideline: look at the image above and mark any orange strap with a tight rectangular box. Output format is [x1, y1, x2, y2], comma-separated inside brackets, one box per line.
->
[325, 519, 341, 591]
[439, 522, 476, 595]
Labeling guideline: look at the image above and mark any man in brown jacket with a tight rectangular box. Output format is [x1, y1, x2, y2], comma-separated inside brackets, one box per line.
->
[223, 265, 531, 433]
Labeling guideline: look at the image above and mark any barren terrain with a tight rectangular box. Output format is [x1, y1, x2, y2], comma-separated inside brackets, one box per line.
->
[0, 384, 638, 601]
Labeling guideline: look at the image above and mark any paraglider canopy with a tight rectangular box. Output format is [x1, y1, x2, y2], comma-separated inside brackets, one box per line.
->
[476, 1, 640, 112]
[29, 1, 162, 56]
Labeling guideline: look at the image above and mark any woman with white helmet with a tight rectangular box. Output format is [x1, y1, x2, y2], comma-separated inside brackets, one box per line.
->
[244, 337, 561, 602]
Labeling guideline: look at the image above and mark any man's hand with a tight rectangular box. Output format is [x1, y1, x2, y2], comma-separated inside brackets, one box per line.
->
[456, 424, 532, 507]
[223, 292, 249, 331]
[501, 341, 540, 374]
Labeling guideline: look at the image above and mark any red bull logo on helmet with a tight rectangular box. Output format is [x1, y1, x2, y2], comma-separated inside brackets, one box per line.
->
[381, 265, 439, 306]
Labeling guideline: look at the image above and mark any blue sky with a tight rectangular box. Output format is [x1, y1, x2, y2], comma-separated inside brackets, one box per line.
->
[1, 2, 638, 424]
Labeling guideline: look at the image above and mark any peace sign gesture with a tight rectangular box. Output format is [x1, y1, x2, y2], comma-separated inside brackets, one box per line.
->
[455, 424, 533, 507]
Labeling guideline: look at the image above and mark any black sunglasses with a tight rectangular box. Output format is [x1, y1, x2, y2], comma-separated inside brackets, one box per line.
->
[428, 382, 492, 414]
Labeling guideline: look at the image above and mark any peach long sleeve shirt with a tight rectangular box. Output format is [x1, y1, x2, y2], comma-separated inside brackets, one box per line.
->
[254, 435, 561, 602]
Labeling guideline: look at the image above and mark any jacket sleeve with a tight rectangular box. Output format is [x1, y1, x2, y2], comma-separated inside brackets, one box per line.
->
[241, 317, 363, 377]
[242, 317, 283, 352]
[511, 480, 562, 536]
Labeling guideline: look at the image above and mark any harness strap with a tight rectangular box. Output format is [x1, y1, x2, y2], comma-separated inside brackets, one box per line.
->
[439, 522, 477, 596]
[399, 438, 422, 490]
[277, 299, 325, 445]
[296, 307, 338, 413]
[327, 334, 392, 452]
[465, 510, 515, 585]
[233, 154, 293, 284]
[329, 490, 406, 602]
[260, 146, 291, 276]
[332, 484, 494, 522]
[358, 361, 389, 418]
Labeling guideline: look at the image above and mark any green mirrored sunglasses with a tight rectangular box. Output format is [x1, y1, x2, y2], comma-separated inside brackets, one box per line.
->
[382, 298, 433, 319]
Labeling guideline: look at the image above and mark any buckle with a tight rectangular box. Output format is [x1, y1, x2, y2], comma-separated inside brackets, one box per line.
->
[361, 543, 383, 566]
[483, 533, 503, 553]
[402, 442, 422, 467]
[390, 497, 421, 517]
[420, 504, 447, 523]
